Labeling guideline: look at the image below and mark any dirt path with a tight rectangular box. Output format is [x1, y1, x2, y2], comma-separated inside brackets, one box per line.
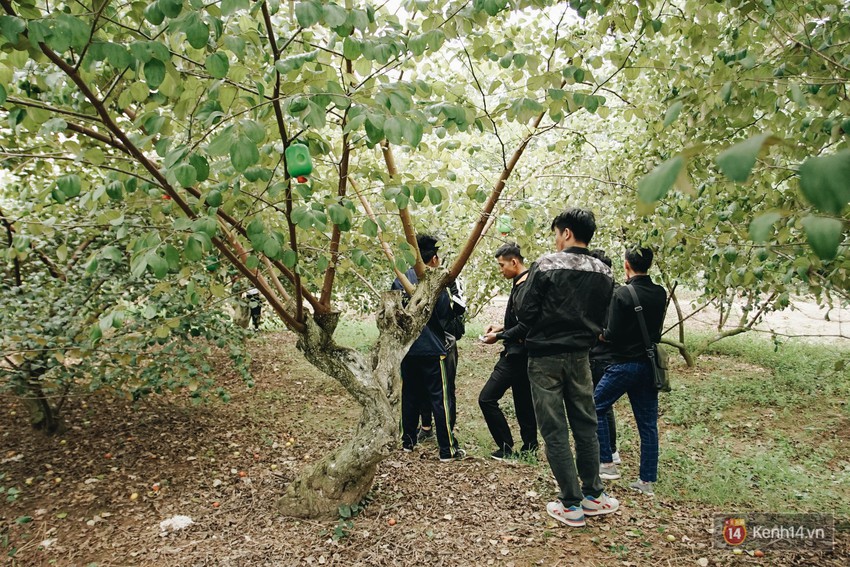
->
[1, 332, 845, 566]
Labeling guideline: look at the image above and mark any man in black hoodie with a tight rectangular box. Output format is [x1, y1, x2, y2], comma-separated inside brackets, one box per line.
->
[391, 234, 465, 462]
[498, 208, 618, 528]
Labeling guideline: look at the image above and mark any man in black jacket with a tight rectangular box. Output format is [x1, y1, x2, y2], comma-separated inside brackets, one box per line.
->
[480, 243, 538, 460]
[594, 247, 667, 496]
[588, 250, 620, 468]
[391, 234, 465, 462]
[500, 208, 619, 528]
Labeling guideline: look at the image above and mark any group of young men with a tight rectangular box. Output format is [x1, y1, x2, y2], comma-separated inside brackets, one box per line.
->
[393, 207, 667, 528]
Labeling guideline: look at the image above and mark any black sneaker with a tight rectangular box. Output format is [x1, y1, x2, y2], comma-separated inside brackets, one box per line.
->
[439, 449, 467, 462]
[519, 443, 538, 453]
[402, 442, 415, 453]
[491, 448, 514, 461]
[417, 427, 434, 443]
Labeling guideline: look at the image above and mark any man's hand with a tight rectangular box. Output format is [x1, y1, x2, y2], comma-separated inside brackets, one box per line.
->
[481, 332, 500, 344]
[485, 324, 504, 335]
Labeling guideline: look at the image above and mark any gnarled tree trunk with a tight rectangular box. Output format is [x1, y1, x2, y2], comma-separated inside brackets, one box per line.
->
[278, 272, 446, 518]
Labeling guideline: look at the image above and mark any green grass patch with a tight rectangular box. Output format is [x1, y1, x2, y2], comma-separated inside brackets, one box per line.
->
[656, 331, 850, 515]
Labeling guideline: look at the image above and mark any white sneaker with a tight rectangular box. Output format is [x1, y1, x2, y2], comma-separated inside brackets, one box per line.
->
[629, 479, 655, 496]
[581, 492, 619, 516]
[599, 463, 621, 480]
[546, 500, 586, 527]
[611, 451, 621, 465]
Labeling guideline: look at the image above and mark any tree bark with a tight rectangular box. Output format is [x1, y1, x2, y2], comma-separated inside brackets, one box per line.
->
[14, 368, 61, 434]
[278, 275, 445, 518]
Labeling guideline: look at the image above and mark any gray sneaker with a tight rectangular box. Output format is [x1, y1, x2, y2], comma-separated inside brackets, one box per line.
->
[599, 463, 621, 480]
[629, 480, 654, 496]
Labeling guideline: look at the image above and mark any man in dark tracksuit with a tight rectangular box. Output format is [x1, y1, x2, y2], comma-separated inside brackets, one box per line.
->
[417, 278, 466, 442]
[392, 234, 465, 462]
[480, 243, 538, 460]
[595, 247, 667, 496]
[509, 208, 619, 528]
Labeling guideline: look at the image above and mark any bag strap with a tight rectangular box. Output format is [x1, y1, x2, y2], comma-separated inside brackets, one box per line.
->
[625, 284, 654, 355]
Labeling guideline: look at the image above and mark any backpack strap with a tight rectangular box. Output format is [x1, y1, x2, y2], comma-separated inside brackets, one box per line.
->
[625, 284, 654, 356]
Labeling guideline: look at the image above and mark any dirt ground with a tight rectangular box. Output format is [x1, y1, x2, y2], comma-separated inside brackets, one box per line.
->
[1, 331, 846, 566]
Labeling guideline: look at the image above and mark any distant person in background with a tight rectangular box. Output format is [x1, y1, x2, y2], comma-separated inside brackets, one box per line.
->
[392, 234, 465, 462]
[480, 243, 538, 460]
[246, 287, 262, 330]
[594, 247, 667, 496]
[588, 250, 621, 469]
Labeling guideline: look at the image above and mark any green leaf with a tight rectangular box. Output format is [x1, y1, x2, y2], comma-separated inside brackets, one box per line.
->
[363, 219, 378, 237]
[719, 81, 732, 104]
[263, 237, 281, 259]
[205, 53, 229, 78]
[221, 0, 249, 15]
[205, 189, 223, 207]
[173, 163, 197, 188]
[798, 150, 850, 215]
[241, 120, 266, 143]
[158, 0, 183, 19]
[144, 59, 166, 89]
[149, 253, 168, 279]
[716, 133, 780, 182]
[144, 2, 165, 25]
[193, 217, 218, 238]
[328, 203, 348, 226]
[663, 101, 683, 128]
[801, 215, 843, 261]
[402, 120, 423, 147]
[0, 15, 25, 43]
[57, 174, 81, 198]
[343, 36, 361, 59]
[428, 186, 442, 205]
[185, 235, 203, 261]
[383, 117, 403, 145]
[231, 137, 259, 172]
[103, 43, 133, 68]
[0, 85, 6, 106]
[51, 187, 67, 203]
[247, 218, 265, 236]
[637, 156, 684, 204]
[748, 212, 782, 243]
[323, 3, 347, 27]
[184, 14, 209, 49]
[52, 14, 91, 52]
[189, 154, 210, 181]
[295, 1, 321, 27]
[246, 255, 259, 269]
[281, 249, 297, 267]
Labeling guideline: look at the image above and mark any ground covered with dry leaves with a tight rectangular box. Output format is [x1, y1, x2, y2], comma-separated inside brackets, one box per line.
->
[1, 330, 847, 566]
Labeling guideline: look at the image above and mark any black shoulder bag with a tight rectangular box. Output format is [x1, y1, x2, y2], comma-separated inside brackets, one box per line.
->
[625, 285, 671, 393]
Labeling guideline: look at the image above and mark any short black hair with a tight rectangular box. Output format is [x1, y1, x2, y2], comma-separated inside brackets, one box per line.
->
[416, 233, 439, 263]
[494, 242, 523, 262]
[550, 208, 596, 245]
[625, 246, 653, 273]
[589, 248, 612, 268]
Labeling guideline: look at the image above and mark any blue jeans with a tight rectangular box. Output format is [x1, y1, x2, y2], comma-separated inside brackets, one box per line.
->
[594, 361, 658, 483]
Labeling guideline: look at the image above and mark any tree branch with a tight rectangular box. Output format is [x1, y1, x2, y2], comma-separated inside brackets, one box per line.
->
[381, 142, 424, 278]
[349, 177, 414, 294]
